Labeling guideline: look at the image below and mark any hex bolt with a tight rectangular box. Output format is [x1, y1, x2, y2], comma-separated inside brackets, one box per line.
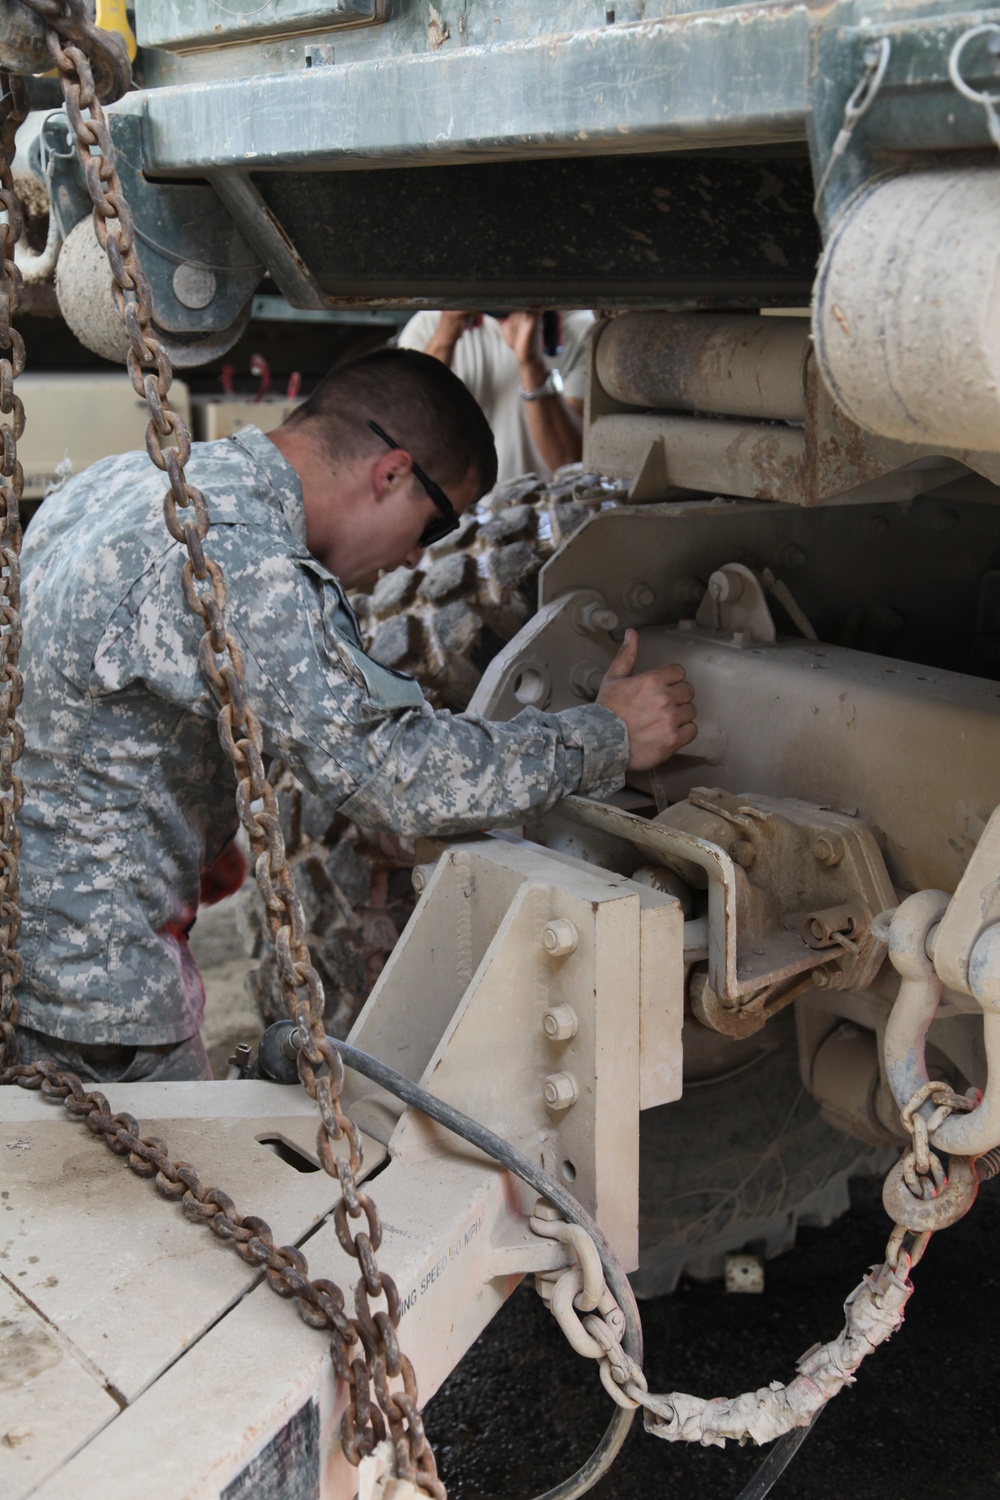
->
[777, 543, 807, 570]
[570, 661, 605, 700]
[811, 966, 842, 990]
[542, 918, 579, 957]
[813, 834, 846, 867]
[622, 580, 656, 612]
[411, 864, 434, 893]
[575, 600, 619, 635]
[543, 1072, 579, 1110]
[543, 1003, 579, 1041]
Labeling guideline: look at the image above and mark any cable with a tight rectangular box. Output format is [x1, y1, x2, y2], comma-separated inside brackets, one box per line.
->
[263, 1023, 822, 1499]
[732, 1411, 823, 1500]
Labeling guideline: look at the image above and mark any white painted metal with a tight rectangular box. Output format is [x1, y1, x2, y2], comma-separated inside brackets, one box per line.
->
[345, 836, 684, 1268]
[1, 833, 685, 1497]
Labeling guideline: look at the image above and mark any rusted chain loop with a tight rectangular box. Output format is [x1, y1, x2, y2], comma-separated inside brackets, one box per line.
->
[0, 71, 28, 1083]
[334, 1195, 383, 1264]
[23, 0, 132, 103]
[6, 12, 438, 1486]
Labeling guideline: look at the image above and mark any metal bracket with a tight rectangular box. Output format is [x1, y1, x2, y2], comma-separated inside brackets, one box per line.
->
[340, 835, 685, 1270]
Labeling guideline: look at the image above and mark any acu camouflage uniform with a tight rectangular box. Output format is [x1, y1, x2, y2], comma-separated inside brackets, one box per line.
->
[16, 425, 628, 1056]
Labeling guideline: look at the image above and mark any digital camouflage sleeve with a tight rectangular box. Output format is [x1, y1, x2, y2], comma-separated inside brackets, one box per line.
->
[16, 425, 629, 1047]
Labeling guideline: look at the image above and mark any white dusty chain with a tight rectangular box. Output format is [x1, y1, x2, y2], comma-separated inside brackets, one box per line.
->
[531, 1072, 972, 1452]
[530, 1209, 645, 1410]
[640, 1250, 916, 1447]
[640, 1084, 967, 1448]
[534, 1201, 920, 1445]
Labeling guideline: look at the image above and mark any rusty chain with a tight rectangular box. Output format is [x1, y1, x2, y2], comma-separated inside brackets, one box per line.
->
[0, 4, 442, 1491]
[0, 68, 28, 1080]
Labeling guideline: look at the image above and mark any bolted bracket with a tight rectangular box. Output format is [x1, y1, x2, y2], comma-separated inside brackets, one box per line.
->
[340, 835, 685, 1270]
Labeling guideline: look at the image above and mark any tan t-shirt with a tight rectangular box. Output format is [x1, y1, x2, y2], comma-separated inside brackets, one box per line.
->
[397, 310, 594, 483]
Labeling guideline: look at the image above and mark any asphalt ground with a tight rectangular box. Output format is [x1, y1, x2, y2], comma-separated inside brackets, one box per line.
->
[424, 1173, 1000, 1500]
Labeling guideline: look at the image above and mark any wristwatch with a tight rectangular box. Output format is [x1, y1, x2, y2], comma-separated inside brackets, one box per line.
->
[519, 368, 564, 402]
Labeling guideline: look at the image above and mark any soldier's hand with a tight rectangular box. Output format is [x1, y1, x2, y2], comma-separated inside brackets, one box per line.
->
[596, 629, 697, 771]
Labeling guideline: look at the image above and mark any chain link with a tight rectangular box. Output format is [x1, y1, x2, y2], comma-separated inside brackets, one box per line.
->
[531, 1206, 647, 1411]
[0, 69, 28, 1079]
[898, 1079, 976, 1201]
[1, 6, 442, 1491]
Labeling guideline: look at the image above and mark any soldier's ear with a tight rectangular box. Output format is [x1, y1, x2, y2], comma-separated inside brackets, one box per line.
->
[372, 447, 413, 501]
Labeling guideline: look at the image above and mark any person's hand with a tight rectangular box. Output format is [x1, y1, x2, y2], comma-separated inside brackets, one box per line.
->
[500, 310, 543, 369]
[596, 629, 697, 771]
[438, 310, 478, 342]
[425, 311, 479, 365]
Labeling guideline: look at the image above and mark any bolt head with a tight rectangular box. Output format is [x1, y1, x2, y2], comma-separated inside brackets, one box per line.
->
[543, 1071, 579, 1110]
[543, 1003, 579, 1041]
[623, 581, 656, 611]
[542, 918, 579, 957]
[812, 834, 845, 867]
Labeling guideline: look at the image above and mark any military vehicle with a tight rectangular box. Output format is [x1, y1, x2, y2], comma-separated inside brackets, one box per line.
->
[3, 2, 1000, 1497]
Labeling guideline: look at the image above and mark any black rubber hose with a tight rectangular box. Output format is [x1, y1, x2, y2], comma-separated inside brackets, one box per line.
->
[261, 1023, 818, 1499]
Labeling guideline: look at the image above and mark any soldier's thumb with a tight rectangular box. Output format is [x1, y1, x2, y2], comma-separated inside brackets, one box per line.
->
[603, 629, 638, 681]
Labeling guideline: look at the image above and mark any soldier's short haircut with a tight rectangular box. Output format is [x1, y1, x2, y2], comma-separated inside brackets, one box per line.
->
[283, 347, 498, 497]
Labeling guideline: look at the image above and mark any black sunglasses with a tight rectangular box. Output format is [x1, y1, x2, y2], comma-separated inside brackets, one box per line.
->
[367, 420, 461, 548]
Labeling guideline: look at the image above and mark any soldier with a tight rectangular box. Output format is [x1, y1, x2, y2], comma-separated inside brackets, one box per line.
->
[13, 349, 696, 1082]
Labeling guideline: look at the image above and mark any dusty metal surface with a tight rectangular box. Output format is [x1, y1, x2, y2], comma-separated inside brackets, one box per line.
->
[531, 498, 1000, 677]
[815, 166, 1000, 453]
[0, 1082, 348, 1497]
[135, 6, 814, 168]
[595, 312, 811, 422]
[586, 318, 1000, 503]
[476, 605, 1000, 899]
[0, 1077, 550, 1500]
